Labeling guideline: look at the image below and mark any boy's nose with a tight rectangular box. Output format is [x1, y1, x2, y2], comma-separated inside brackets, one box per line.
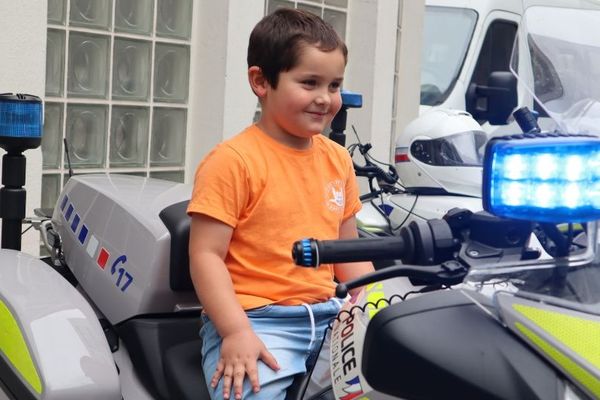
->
[314, 91, 331, 106]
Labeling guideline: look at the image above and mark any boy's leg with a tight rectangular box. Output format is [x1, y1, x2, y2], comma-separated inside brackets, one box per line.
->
[200, 312, 307, 400]
[199, 300, 340, 400]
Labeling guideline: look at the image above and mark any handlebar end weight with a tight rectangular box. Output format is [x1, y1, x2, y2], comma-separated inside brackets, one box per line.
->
[335, 283, 349, 298]
[292, 239, 318, 267]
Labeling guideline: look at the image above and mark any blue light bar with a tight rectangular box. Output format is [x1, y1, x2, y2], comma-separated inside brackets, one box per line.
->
[0, 94, 43, 139]
[482, 136, 600, 223]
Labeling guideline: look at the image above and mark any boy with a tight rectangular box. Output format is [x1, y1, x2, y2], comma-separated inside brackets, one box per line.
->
[187, 8, 373, 400]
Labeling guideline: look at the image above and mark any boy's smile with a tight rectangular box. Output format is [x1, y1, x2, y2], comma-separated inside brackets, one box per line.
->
[255, 45, 346, 150]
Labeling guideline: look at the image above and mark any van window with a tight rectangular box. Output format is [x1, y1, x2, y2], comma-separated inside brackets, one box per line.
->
[467, 20, 518, 121]
[420, 7, 477, 106]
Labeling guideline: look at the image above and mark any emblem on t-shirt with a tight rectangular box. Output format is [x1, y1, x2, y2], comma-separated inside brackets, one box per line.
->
[325, 179, 344, 213]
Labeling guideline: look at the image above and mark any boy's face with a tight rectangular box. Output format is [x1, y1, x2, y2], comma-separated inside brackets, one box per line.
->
[258, 45, 345, 145]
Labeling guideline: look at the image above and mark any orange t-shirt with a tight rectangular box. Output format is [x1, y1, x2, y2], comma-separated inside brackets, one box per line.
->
[187, 125, 362, 309]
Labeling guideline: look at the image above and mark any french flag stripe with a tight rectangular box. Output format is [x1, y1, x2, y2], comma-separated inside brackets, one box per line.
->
[65, 204, 74, 221]
[97, 248, 110, 269]
[71, 214, 80, 233]
[60, 195, 69, 211]
[78, 225, 89, 245]
[87, 235, 99, 258]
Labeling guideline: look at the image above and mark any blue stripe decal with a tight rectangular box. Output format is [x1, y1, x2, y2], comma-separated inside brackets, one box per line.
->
[60, 195, 69, 211]
[65, 204, 74, 221]
[71, 214, 80, 232]
[78, 225, 88, 245]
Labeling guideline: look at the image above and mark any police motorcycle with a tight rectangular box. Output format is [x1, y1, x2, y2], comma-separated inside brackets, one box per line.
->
[289, 2, 600, 399]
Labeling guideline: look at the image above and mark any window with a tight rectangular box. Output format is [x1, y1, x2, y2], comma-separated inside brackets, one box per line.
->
[265, 0, 347, 39]
[420, 6, 478, 106]
[42, 0, 193, 210]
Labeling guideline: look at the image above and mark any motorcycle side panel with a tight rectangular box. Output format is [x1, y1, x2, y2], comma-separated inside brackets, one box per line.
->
[302, 277, 424, 400]
[0, 250, 120, 400]
[362, 290, 563, 400]
[356, 203, 390, 234]
[52, 175, 198, 324]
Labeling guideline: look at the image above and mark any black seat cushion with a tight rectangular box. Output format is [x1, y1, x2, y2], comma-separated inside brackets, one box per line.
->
[159, 201, 194, 291]
[164, 340, 210, 399]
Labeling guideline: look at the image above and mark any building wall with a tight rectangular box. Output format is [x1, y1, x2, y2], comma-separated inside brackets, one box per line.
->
[0, 1, 47, 255]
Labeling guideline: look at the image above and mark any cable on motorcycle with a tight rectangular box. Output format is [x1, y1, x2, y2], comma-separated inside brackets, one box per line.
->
[389, 194, 419, 233]
[326, 285, 444, 330]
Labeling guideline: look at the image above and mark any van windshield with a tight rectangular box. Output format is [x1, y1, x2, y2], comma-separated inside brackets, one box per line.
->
[421, 6, 477, 106]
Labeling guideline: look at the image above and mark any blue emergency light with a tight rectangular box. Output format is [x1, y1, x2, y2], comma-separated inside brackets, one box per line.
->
[0, 93, 43, 153]
[482, 135, 600, 223]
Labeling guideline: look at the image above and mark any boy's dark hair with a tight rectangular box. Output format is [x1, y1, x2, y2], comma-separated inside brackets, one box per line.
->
[247, 8, 348, 88]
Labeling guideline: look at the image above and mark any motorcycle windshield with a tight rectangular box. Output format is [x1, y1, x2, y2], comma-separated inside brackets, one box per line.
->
[510, 1, 600, 135]
[464, 2, 600, 316]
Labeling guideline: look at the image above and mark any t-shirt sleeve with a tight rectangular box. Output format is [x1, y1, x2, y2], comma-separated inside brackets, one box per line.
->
[343, 150, 362, 221]
[187, 144, 249, 228]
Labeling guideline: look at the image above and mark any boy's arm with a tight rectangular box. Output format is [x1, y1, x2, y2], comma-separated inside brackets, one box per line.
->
[189, 214, 279, 399]
[333, 215, 375, 296]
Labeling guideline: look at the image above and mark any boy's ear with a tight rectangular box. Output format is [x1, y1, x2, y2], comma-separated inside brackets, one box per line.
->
[248, 66, 268, 98]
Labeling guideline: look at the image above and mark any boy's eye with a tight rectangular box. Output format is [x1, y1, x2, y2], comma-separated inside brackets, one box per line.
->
[302, 80, 317, 87]
[329, 81, 341, 90]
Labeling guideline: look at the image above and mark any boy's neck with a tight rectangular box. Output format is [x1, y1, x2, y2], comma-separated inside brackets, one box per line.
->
[256, 122, 313, 150]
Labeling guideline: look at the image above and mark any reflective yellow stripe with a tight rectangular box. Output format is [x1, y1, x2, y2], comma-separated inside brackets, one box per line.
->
[514, 304, 600, 398]
[513, 304, 600, 369]
[365, 282, 387, 319]
[0, 300, 42, 394]
[515, 322, 600, 398]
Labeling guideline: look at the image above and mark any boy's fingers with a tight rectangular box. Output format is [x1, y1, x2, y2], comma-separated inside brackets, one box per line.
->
[211, 361, 225, 387]
[233, 365, 246, 399]
[245, 362, 260, 393]
[222, 364, 234, 399]
[259, 348, 280, 371]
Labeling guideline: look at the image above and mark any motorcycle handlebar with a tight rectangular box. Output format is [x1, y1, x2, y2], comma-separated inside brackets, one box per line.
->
[292, 236, 409, 267]
[293, 218, 460, 268]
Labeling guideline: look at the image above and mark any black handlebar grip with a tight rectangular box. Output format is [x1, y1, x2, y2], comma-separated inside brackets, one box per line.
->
[292, 237, 408, 267]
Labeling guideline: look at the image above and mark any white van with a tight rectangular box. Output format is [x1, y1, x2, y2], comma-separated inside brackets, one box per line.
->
[419, 0, 523, 132]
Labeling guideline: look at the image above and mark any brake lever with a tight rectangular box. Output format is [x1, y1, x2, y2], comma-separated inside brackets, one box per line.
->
[336, 261, 468, 298]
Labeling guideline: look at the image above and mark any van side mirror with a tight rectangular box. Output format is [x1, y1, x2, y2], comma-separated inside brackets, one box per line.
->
[466, 71, 517, 125]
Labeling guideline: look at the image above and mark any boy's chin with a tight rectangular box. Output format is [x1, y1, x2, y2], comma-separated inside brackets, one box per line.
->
[290, 129, 322, 138]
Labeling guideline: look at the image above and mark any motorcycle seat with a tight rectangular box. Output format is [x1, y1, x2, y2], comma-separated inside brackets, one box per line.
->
[159, 201, 194, 292]
[164, 340, 211, 399]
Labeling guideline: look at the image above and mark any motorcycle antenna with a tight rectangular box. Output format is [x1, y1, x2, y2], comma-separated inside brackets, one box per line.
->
[64, 137, 73, 177]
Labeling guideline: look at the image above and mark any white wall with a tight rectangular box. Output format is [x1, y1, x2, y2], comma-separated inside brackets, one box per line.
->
[345, 0, 399, 164]
[393, 0, 425, 160]
[0, 1, 46, 255]
[186, 0, 264, 180]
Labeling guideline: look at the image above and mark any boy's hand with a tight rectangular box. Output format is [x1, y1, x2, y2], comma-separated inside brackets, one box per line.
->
[211, 328, 280, 399]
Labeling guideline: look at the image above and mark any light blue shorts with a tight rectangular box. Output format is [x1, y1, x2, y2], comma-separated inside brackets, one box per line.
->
[200, 298, 342, 400]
